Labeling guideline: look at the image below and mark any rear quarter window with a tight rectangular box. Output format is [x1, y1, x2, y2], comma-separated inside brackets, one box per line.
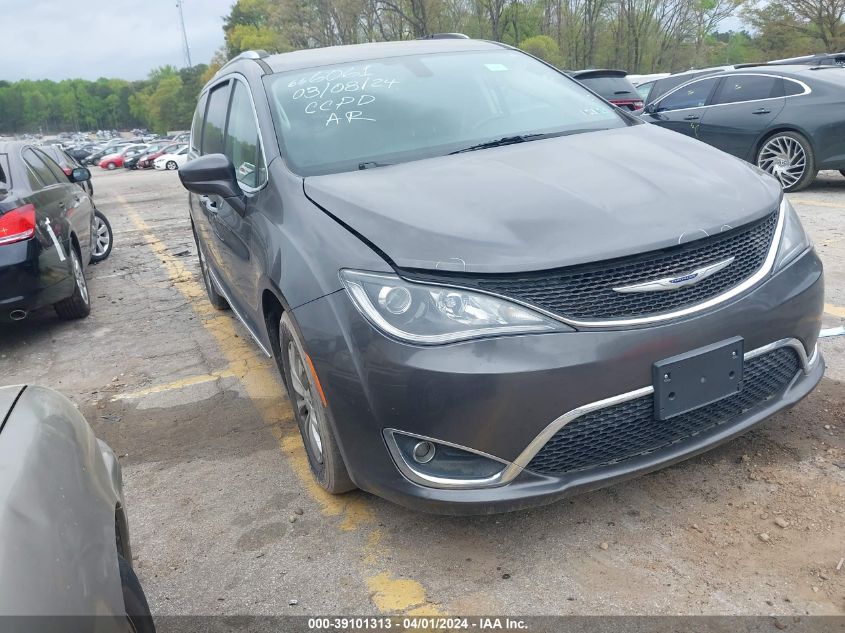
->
[202, 83, 231, 155]
[191, 91, 208, 152]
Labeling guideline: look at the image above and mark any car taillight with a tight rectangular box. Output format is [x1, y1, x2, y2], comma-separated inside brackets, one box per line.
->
[0, 204, 36, 245]
[62, 167, 72, 176]
[633, 100, 644, 109]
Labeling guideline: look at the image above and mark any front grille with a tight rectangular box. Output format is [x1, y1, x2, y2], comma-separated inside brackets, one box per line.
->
[466, 209, 779, 322]
[526, 346, 800, 476]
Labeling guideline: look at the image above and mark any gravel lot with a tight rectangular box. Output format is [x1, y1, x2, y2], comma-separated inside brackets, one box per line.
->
[1, 167, 843, 617]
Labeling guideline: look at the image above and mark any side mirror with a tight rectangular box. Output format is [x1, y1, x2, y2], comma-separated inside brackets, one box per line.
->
[69, 167, 91, 182]
[179, 153, 246, 215]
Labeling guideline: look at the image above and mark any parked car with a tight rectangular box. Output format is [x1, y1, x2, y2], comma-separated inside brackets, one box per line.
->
[99, 144, 148, 170]
[153, 146, 189, 170]
[640, 65, 845, 190]
[179, 41, 824, 515]
[768, 52, 845, 67]
[0, 385, 155, 631]
[641, 65, 750, 105]
[66, 144, 98, 162]
[569, 69, 644, 110]
[40, 144, 94, 197]
[0, 141, 94, 321]
[136, 143, 186, 170]
[84, 143, 130, 166]
[125, 143, 168, 170]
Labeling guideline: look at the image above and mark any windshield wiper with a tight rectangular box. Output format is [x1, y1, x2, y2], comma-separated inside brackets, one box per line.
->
[448, 134, 548, 155]
[358, 161, 393, 170]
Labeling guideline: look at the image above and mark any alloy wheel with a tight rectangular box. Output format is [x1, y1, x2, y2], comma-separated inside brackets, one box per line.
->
[71, 250, 89, 306]
[287, 341, 324, 465]
[91, 214, 111, 258]
[758, 135, 806, 190]
[166, 161, 177, 170]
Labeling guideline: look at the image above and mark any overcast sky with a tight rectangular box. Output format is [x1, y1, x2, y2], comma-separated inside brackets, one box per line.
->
[0, 0, 236, 81]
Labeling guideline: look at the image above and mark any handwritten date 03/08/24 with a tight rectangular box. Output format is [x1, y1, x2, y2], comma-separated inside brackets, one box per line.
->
[288, 65, 399, 127]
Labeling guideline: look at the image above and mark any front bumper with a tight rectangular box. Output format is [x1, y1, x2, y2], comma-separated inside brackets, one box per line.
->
[294, 248, 825, 514]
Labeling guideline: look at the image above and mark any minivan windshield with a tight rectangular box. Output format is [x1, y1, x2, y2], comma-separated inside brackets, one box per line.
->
[265, 49, 630, 176]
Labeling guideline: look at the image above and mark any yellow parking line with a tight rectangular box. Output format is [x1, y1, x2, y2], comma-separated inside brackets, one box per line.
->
[825, 303, 845, 318]
[112, 369, 239, 401]
[118, 197, 442, 615]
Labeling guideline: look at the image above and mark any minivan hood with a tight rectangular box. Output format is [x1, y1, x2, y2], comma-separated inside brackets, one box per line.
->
[304, 124, 781, 273]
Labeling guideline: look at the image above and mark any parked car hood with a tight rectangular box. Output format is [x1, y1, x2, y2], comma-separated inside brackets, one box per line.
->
[303, 125, 781, 273]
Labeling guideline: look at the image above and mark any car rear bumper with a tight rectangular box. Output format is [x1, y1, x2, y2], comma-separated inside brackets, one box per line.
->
[293, 248, 824, 514]
[0, 239, 74, 320]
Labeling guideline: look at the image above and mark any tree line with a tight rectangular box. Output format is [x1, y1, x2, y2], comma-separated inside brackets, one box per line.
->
[0, 65, 213, 135]
[1, 0, 841, 135]
[223, 0, 843, 71]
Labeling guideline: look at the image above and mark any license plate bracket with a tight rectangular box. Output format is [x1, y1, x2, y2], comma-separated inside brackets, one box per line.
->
[653, 337, 744, 421]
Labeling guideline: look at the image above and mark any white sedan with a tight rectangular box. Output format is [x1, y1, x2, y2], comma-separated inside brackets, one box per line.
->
[154, 146, 190, 170]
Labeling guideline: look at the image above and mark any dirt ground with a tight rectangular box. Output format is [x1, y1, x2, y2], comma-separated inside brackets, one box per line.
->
[0, 167, 842, 616]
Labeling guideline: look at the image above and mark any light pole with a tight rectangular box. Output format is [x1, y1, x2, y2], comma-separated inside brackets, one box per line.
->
[176, 0, 192, 68]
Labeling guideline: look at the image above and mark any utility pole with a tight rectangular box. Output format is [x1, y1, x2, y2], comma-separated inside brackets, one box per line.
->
[176, 0, 192, 68]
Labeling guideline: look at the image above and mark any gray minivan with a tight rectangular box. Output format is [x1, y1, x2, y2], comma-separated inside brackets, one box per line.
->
[179, 38, 824, 514]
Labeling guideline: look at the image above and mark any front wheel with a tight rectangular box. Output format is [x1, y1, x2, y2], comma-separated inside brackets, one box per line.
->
[54, 248, 91, 319]
[166, 161, 177, 171]
[279, 312, 355, 494]
[90, 210, 113, 263]
[119, 555, 156, 633]
[106, 162, 117, 171]
[756, 131, 816, 192]
[191, 222, 228, 310]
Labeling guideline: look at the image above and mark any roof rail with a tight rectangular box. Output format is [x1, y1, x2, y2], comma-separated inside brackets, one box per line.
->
[217, 50, 270, 75]
[417, 33, 470, 40]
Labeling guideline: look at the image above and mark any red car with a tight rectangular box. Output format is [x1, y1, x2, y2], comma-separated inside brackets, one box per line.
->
[98, 144, 148, 170]
[136, 143, 186, 170]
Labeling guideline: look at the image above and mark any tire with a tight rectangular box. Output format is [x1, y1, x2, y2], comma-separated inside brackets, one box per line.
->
[191, 222, 228, 310]
[756, 131, 817, 192]
[119, 555, 156, 633]
[279, 312, 355, 494]
[54, 247, 91, 319]
[166, 161, 177, 171]
[106, 162, 116, 170]
[90, 210, 113, 263]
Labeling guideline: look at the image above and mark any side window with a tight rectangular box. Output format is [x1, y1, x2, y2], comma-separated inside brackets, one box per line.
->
[224, 80, 265, 189]
[35, 149, 70, 182]
[657, 78, 720, 112]
[713, 75, 782, 105]
[191, 91, 208, 152]
[201, 82, 230, 155]
[784, 79, 806, 96]
[22, 148, 60, 186]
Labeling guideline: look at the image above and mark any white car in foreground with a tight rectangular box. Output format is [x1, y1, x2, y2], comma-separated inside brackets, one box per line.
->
[154, 146, 189, 170]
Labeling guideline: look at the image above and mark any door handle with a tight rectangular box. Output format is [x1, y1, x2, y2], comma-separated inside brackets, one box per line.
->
[752, 108, 771, 115]
[683, 114, 700, 121]
[200, 195, 219, 214]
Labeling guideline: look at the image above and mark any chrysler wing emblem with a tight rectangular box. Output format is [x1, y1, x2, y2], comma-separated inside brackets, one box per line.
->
[613, 257, 735, 293]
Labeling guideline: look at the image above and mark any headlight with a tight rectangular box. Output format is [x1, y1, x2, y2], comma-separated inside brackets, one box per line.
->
[340, 270, 569, 344]
[774, 198, 811, 270]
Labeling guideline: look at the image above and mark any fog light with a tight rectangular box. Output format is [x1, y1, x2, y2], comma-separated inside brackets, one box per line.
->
[385, 430, 511, 489]
[412, 441, 436, 463]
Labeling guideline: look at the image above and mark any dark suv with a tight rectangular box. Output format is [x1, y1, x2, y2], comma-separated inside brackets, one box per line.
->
[179, 40, 824, 514]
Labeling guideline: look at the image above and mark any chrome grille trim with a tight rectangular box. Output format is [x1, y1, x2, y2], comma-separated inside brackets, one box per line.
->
[495, 337, 817, 484]
[402, 200, 786, 329]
